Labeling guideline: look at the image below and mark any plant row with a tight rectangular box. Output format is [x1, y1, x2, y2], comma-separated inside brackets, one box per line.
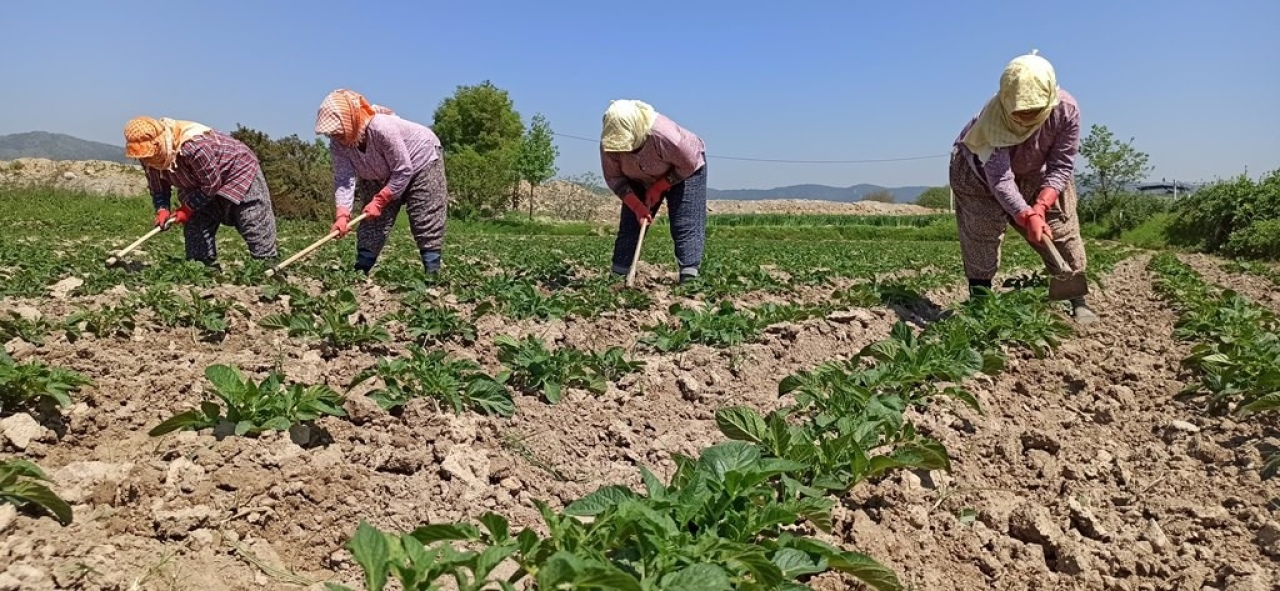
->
[1148, 253, 1280, 478]
[326, 285, 1077, 590]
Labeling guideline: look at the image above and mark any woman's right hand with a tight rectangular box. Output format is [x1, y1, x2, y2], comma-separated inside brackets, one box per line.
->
[332, 207, 352, 237]
[623, 193, 653, 225]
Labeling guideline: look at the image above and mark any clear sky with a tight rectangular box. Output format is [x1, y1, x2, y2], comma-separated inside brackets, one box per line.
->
[2, 0, 1276, 190]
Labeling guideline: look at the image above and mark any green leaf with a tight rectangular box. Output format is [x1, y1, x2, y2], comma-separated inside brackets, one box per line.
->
[544, 381, 563, 404]
[697, 441, 761, 479]
[234, 420, 255, 436]
[260, 417, 292, 432]
[466, 378, 515, 417]
[148, 410, 211, 436]
[7, 481, 73, 525]
[346, 521, 390, 591]
[200, 400, 222, 420]
[659, 564, 733, 590]
[409, 522, 481, 544]
[478, 512, 510, 542]
[715, 406, 769, 443]
[204, 364, 243, 394]
[771, 548, 824, 578]
[563, 485, 639, 517]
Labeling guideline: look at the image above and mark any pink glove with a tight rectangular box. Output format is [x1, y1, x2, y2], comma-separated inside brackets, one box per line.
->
[623, 193, 653, 225]
[1033, 187, 1060, 218]
[332, 207, 352, 237]
[1015, 209, 1053, 246]
[362, 187, 394, 218]
[645, 178, 672, 208]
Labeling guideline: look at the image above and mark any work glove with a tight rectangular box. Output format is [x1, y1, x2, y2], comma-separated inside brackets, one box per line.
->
[1015, 208, 1053, 246]
[332, 207, 352, 237]
[173, 204, 193, 225]
[645, 178, 672, 208]
[362, 187, 394, 218]
[1032, 187, 1060, 218]
[622, 192, 653, 225]
[154, 208, 172, 228]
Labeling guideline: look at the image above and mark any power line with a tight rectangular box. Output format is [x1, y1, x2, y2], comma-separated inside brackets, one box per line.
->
[552, 132, 947, 164]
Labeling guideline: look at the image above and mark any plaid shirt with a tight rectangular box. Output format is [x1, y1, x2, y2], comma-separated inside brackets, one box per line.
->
[146, 130, 261, 211]
[601, 114, 706, 199]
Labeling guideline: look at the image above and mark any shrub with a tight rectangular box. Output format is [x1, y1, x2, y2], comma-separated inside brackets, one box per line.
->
[1166, 170, 1280, 258]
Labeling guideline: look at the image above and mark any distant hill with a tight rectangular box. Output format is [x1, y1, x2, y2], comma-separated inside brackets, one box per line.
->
[0, 132, 130, 164]
[707, 183, 931, 204]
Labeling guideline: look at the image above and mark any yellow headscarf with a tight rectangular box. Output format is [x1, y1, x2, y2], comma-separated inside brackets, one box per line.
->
[124, 117, 212, 171]
[962, 51, 1060, 163]
[600, 99, 658, 152]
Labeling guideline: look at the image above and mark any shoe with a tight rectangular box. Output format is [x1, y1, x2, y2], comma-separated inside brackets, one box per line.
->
[1071, 301, 1099, 325]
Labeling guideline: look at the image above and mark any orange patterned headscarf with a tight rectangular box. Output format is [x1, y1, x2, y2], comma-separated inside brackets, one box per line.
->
[314, 89, 393, 146]
[124, 116, 212, 171]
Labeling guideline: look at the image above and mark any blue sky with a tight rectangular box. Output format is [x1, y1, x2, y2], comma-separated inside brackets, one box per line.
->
[2, 0, 1276, 190]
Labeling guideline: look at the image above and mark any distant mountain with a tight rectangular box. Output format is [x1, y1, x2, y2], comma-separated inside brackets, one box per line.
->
[0, 132, 131, 164]
[707, 183, 932, 204]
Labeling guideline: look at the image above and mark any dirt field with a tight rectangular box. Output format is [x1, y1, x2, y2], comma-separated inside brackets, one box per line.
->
[3, 245, 1277, 590]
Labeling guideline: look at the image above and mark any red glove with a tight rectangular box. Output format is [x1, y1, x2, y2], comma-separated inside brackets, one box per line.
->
[362, 187, 394, 218]
[1033, 187, 1060, 218]
[172, 204, 193, 226]
[332, 207, 352, 237]
[622, 192, 653, 225]
[645, 178, 672, 208]
[1015, 208, 1053, 246]
[154, 208, 171, 228]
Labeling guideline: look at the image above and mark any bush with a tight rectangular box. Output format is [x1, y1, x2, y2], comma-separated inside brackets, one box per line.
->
[915, 186, 951, 209]
[230, 126, 332, 220]
[1167, 170, 1280, 258]
[1077, 192, 1173, 239]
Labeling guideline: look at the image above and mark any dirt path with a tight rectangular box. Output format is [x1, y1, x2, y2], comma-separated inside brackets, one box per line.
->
[805, 255, 1278, 590]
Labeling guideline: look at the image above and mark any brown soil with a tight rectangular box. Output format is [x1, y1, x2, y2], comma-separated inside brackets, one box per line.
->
[2, 257, 1277, 591]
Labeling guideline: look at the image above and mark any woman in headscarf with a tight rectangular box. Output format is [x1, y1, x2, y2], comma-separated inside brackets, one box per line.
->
[315, 89, 448, 275]
[950, 51, 1097, 323]
[124, 117, 278, 268]
[600, 100, 707, 285]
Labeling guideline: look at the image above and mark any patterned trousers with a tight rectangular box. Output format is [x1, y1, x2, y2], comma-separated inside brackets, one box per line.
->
[611, 164, 708, 277]
[354, 158, 449, 270]
[949, 149, 1088, 296]
[183, 170, 278, 264]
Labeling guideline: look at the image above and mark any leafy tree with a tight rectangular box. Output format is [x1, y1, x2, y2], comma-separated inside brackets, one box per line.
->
[915, 186, 951, 210]
[515, 113, 560, 218]
[432, 81, 524, 155]
[432, 81, 526, 218]
[445, 147, 518, 220]
[862, 189, 895, 204]
[1077, 124, 1152, 200]
[230, 125, 332, 220]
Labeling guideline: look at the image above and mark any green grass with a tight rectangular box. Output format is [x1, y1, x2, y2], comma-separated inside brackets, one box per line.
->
[0, 186, 1122, 300]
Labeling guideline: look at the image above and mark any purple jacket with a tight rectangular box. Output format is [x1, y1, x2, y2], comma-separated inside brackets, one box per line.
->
[331, 114, 442, 209]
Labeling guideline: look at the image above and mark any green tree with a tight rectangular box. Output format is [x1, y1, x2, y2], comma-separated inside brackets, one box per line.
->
[432, 81, 524, 155]
[432, 81, 526, 218]
[914, 186, 951, 210]
[1077, 124, 1152, 200]
[445, 147, 519, 220]
[862, 189, 895, 203]
[514, 113, 560, 218]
